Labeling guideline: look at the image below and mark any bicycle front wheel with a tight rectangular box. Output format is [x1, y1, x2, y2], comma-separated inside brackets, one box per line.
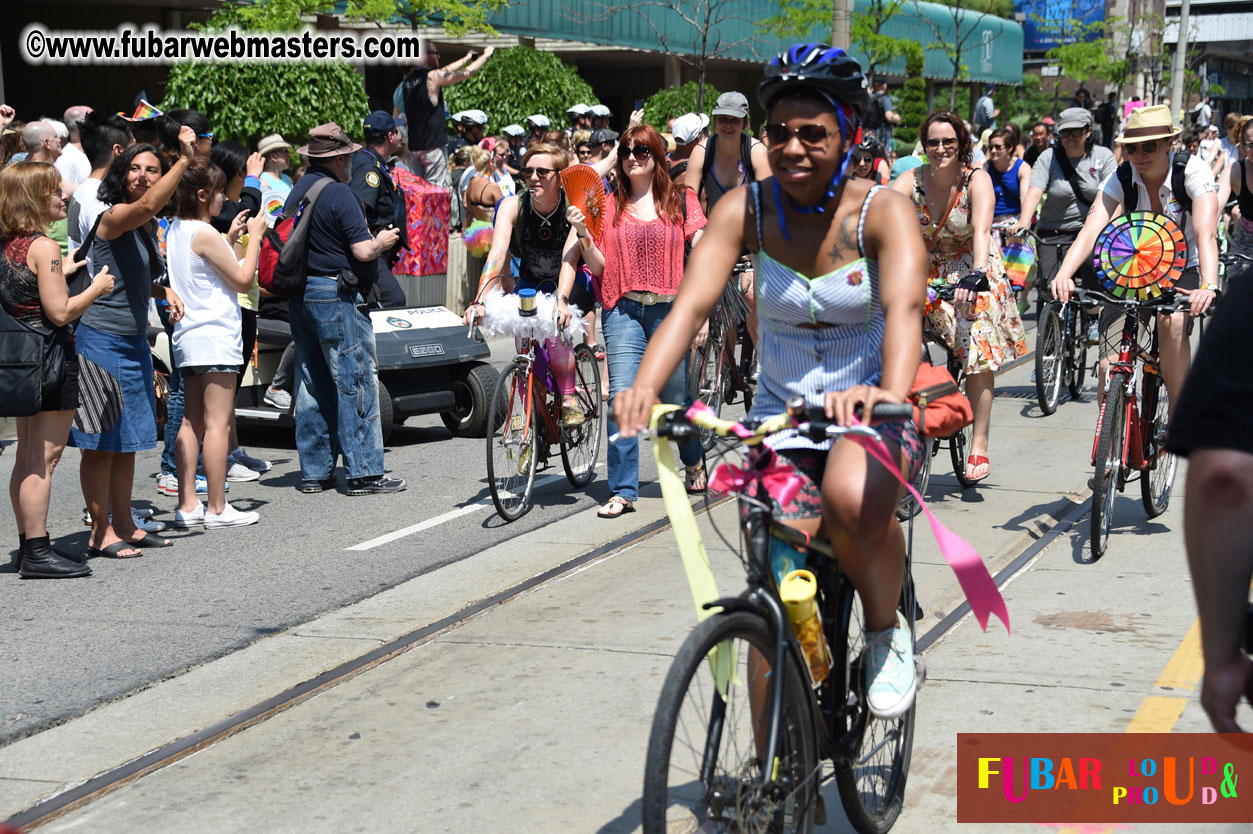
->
[486, 364, 537, 521]
[1067, 306, 1090, 400]
[1090, 377, 1127, 560]
[560, 344, 602, 488]
[642, 610, 819, 834]
[690, 316, 728, 452]
[1035, 304, 1064, 415]
[833, 582, 916, 834]
[1140, 372, 1176, 518]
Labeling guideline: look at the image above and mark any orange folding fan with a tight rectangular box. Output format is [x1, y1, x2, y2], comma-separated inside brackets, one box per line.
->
[560, 164, 606, 243]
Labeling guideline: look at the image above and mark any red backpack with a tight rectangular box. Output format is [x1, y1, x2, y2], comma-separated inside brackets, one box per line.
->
[258, 177, 332, 298]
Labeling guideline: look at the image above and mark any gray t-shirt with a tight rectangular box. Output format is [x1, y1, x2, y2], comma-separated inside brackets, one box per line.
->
[1030, 145, 1117, 232]
[79, 200, 160, 336]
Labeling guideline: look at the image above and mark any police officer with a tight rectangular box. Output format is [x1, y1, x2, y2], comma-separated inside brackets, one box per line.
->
[350, 110, 409, 308]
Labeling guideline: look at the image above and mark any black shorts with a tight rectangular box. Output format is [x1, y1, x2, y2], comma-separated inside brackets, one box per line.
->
[1167, 266, 1253, 457]
[1097, 266, 1200, 350]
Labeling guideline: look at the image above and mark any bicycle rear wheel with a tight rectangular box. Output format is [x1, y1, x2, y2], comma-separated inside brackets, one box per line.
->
[1090, 377, 1127, 560]
[690, 314, 729, 452]
[486, 364, 537, 521]
[561, 344, 603, 488]
[642, 610, 819, 834]
[1140, 372, 1176, 518]
[1035, 304, 1063, 415]
[1067, 306, 1089, 400]
[833, 578, 916, 833]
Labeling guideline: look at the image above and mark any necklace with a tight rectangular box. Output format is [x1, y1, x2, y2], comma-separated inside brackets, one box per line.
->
[531, 193, 561, 241]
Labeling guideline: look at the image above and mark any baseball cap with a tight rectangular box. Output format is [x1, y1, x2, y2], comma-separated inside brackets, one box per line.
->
[566, 103, 590, 116]
[257, 133, 290, 156]
[589, 104, 611, 117]
[363, 111, 397, 133]
[525, 114, 550, 129]
[502, 124, 526, 137]
[1056, 107, 1092, 131]
[460, 109, 488, 126]
[1041, 116, 1056, 127]
[671, 112, 710, 145]
[711, 92, 749, 119]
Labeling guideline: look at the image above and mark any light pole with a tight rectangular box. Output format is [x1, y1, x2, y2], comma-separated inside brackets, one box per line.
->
[833, 0, 851, 51]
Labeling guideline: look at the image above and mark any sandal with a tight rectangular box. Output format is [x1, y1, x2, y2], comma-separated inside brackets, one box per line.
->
[685, 462, 708, 494]
[597, 495, 635, 519]
[128, 532, 173, 548]
[89, 541, 143, 559]
[965, 454, 990, 483]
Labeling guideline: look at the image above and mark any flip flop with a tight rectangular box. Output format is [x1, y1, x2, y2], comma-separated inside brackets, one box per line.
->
[966, 454, 990, 483]
[89, 541, 143, 559]
[129, 532, 173, 548]
[685, 463, 708, 494]
[597, 496, 635, 519]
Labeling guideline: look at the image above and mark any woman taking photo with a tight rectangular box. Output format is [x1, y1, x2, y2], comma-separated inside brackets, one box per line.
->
[575, 125, 708, 519]
[892, 111, 1027, 483]
[1, 162, 113, 577]
[70, 128, 197, 559]
[167, 160, 268, 530]
[616, 44, 928, 716]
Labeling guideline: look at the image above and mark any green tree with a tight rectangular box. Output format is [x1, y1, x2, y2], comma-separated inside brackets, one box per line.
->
[759, 0, 919, 86]
[893, 46, 927, 149]
[444, 46, 598, 134]
[641, 80, 722, 130]
[915, 0, 1014, 110]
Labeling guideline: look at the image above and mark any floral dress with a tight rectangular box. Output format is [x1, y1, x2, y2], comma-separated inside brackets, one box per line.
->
[914, 166, 1027, 374]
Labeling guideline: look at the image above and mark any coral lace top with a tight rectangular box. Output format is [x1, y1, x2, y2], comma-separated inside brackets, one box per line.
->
[598, 189, 705, 311]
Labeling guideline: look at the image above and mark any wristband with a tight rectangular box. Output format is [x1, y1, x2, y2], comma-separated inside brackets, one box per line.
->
[1201, 283, 1218, 292]
[244, 175, 262, 191]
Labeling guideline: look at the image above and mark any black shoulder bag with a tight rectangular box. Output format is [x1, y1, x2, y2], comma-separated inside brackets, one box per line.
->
[1053, 149, 1098, 213]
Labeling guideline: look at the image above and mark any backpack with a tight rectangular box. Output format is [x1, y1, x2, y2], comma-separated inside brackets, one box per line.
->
[1189, 105, 1203, 128]
[1116, 153, 1192, 216]
[698, 133, 757, 198]
[258, 177, 333, 298]
[864, 93, 886, 130]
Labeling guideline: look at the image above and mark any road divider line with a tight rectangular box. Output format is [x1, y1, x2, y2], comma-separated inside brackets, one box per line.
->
[1125, 695, 1189, 734]
[345, 475, 566, 551]
[1123, 618, 1204, 733]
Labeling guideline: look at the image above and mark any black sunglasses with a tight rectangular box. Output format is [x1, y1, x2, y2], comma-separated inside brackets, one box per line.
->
[924, 137, 957, 149]
[1059, 127, 1088, 139]
[762, 123, 832, 148]
[616, 144, 653, 161]
[520, 166, 556, 178]
[1123, 140, 1160, 156]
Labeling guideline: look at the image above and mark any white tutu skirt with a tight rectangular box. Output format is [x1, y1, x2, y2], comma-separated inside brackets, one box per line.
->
[479, 288, 586, 343]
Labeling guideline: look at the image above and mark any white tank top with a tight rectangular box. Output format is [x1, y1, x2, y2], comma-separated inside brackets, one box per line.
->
[168, 218, 243, 368]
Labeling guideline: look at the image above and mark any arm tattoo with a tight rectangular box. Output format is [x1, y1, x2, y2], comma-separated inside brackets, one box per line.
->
[828, 213, 860, 262]
[50, 258, 61, 273]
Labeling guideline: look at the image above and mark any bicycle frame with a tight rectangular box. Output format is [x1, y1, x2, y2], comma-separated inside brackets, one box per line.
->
[508, 336, 579, 451]
[1089, 308, 1164, 475]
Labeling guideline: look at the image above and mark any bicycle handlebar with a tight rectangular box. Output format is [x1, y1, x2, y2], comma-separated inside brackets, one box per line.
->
[1220, 252, 1253, 266]
[1074, 287, 1200, 315]
[639, 398, 912, 443]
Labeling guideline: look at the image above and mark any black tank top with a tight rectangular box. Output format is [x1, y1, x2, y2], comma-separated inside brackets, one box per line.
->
[1239, 161, 1253, 217]
[510, 191, 570, 290]
[403, 68, 446, 152]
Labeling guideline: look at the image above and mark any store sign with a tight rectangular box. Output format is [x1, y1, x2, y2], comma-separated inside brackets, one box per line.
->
[1015, 0, 1105, 51]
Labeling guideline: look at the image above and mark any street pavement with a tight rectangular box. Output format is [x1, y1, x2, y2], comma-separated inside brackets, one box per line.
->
[3, 328, 1250, 832]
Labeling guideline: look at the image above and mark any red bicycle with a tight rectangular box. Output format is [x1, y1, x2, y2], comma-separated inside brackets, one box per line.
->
[1080, 288, 1197, 560]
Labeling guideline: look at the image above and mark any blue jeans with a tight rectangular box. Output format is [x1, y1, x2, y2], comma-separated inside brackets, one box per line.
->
[603, 299, 702, 503]
[288, 277, 384, 480]
[158, 307, 184, 476]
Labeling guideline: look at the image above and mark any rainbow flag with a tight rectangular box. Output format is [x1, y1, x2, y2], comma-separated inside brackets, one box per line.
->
[1002, 238, 1035, 292]
[119, 99, 163, 122]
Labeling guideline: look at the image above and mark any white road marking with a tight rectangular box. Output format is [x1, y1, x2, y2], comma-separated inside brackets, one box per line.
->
[346, 475, 567, 551]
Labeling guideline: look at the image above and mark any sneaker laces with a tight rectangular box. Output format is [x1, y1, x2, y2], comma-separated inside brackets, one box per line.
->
[865, 627, 909, 685]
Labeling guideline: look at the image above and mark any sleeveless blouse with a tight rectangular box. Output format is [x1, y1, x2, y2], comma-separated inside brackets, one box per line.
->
[749, 182, 886, 451]
[0, 234, 47, 328]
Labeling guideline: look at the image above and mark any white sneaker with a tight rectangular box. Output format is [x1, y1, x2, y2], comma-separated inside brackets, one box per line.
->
[263, 386, 292, 411]
[226, 461, 261, 482]
[864, 620, 917, 719]
[174, 502, 206, 529]
[230, 447, 272, 473]
[205, 503, 260, 529]
[156, 473, 179, 496]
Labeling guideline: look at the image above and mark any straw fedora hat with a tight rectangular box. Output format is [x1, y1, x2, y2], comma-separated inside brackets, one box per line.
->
[1115, 104, 1179, 144]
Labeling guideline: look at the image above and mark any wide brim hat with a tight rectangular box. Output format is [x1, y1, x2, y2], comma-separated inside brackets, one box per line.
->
[1116, 104, 1179, 144]
[257, 133, 290, 156]
[297, 123, 362, 158]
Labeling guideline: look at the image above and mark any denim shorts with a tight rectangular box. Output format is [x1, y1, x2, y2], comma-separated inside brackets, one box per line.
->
[182, 364, 238, 377]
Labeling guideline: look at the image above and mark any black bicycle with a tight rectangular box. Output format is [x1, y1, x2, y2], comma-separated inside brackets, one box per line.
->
[641, 399, 921, 834]
[1019, 229, 1091, 414]
[921, 284, 977, 490]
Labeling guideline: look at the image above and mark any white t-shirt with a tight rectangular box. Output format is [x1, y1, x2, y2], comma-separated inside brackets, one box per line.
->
[54, 143, 91, 186]
[166, 218, 243, 368]
[66, 177, 104, 257]
[1099, 153, 1218, 269]
[259, 172, 293, 228]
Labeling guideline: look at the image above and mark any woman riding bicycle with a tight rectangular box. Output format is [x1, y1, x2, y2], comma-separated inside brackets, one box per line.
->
[892, 110, 1027, 484]
[1010, 107, 1116, 341]
[462, 143, 595, 426]
[1050, 105, 1220, 414]
[616, 44, 928, 719]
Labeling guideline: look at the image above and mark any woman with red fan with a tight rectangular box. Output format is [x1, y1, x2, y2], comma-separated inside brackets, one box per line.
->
[461, 143, 597, 425]
[571, 125, 709, 519]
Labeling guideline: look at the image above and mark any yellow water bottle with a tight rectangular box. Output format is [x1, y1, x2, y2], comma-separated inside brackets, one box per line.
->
[779, 569, 831, 686]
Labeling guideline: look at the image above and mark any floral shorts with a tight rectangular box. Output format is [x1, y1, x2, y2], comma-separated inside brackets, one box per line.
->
[740, 419, 926, 522]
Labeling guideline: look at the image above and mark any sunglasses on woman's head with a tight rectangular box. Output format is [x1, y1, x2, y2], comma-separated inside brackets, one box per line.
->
[520, 166, 556, 178]
[617, 144, 653, 161]
[762, 123, 832, 148]
[924, 137, 957, 149]
[1123, 141, 1159, 156]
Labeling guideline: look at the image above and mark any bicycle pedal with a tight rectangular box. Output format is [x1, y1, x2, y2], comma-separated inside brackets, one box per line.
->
[814, 792, 827, 826]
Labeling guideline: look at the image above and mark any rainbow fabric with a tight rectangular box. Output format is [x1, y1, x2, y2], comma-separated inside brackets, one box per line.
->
[1002, 239, 1035, 291]
[463, 219, 493, 257]
[119, 99, 163, 122]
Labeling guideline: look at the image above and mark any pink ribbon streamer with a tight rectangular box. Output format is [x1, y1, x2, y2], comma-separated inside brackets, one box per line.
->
[848, 419, 1010, 634]
[708, 450, 804, 509]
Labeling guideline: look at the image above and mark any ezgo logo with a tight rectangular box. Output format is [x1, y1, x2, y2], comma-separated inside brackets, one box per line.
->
[957, 733, 1251, 823]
